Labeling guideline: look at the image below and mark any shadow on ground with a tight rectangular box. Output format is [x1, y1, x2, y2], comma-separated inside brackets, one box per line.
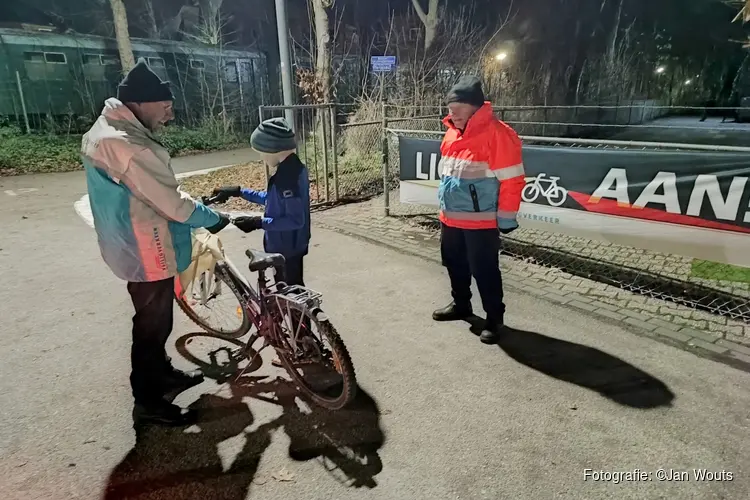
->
[102, 333, 386, 500]
[467, 318, 675, 409]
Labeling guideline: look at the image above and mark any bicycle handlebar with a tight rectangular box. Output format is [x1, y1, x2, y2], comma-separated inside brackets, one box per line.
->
[201, 194, 223, 207]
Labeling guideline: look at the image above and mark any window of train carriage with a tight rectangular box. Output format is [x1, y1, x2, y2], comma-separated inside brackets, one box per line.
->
[82, 54, 107, 81]
[189, 59, 205, 70]
[223, 61, 238, 82]
[23, 51, 68, 81]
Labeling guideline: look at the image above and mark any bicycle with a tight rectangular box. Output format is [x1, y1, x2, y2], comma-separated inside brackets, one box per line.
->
[521, 173, 568, 207]
[174, 194, 358, 410]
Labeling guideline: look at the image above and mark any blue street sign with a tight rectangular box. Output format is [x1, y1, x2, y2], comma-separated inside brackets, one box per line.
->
[371, 56, 397, 73]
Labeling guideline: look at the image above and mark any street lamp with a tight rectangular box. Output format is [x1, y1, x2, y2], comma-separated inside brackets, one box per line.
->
[656, 66, 666, 74]
[684, 79, 692, 85]
[495, 52, 508, 62]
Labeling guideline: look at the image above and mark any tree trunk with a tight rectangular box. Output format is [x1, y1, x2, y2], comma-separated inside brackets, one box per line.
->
[109, 0, 135, 73]
[311, 0, 332, 102]
[411, 0, 441, 52]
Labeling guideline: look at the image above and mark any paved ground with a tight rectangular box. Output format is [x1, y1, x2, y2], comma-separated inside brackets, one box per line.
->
[171, 148, 259, 176]
[326, 197, 750, 356]
[2, 172, 750, 500]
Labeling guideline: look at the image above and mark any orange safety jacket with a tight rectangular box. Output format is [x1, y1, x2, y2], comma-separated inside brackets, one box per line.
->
[438, 102, 525, 231]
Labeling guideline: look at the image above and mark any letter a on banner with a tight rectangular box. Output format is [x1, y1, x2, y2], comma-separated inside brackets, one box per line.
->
[633, 172, 681, 213]
[590, 168, 630, 206]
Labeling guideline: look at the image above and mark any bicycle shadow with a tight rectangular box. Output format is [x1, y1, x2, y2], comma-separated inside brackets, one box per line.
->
[101, 332, 385, 498]
[234, 376, 386, 489]
[467, 319, 675, 409]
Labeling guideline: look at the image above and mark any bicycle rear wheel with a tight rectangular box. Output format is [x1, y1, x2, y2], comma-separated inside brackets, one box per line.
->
[175, 264, 252, 339]
[276, 306, 357, 410]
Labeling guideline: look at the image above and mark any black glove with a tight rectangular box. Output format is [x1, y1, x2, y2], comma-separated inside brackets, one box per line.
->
[233, 216, 263, 233]
[206, 213, 231, 234]
[210, 185, 242, 204]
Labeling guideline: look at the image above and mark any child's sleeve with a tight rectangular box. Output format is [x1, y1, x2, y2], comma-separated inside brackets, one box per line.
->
[261, 168, 307, 232]
[240, 187, 267, 205]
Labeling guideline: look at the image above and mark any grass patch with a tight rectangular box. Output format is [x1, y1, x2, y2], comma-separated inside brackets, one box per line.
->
[691, 259, 750, 284]
[0, 124, 246, 176]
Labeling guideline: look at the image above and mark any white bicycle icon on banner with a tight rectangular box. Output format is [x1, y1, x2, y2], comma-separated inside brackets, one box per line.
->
[521, 173, 568, 207]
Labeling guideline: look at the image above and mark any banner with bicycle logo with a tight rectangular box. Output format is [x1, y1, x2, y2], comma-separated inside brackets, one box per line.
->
[397, 136, 750, 267]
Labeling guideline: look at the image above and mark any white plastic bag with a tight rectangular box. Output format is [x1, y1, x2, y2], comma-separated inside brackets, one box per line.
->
[177, 228, 225, 299]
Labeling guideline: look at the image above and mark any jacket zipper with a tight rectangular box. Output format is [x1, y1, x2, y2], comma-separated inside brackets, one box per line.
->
[469, 184, 480, 212]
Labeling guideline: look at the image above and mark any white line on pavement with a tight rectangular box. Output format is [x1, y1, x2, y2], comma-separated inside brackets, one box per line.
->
[174, 164, 236, 179]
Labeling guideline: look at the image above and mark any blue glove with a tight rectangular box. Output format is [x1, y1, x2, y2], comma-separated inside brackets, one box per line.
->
[497, 217, 519, 235]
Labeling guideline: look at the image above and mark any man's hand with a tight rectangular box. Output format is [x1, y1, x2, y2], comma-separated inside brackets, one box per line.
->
[498, 217, 518, 235]
[206, 213, 231, 234]
[233, 216, 263, 233]
[210, 186, 242, 204]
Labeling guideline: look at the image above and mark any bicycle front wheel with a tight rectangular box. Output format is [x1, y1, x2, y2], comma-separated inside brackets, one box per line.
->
[175, 264, 252, 339]
[276, 306, 357, 410]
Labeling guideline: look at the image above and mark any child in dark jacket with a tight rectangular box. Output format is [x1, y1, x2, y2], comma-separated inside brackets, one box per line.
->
[211, 118, 311, 286]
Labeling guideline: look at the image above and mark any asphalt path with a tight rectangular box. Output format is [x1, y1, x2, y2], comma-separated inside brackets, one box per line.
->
[0, 170, 749, 500]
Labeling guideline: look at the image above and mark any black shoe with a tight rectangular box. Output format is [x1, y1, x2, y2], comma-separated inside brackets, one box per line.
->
[133, 400, 198, 427]
[162, 368, 204, 395]
[480, 319, 506, 344]
[432, 302, 473, 322]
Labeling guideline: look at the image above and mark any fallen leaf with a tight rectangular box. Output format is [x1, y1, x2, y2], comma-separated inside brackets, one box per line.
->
[272, 468, 295, 482]
[252, 475, 268, 485]
[16, 461, 27, 468]
[83, 439, 96, 444]
[68, 463, 76, 467]
[21, 216, 28, 220]
[380, 409, 393, 415]
[569, 405, 577, 411]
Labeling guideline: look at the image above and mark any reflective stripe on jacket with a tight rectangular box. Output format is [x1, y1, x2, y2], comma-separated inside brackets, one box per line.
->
[438, 102, 525, 230]
[81, 98, 220, 283]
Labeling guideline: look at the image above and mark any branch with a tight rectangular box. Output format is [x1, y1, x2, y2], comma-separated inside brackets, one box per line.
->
[411, 0, 428, 25]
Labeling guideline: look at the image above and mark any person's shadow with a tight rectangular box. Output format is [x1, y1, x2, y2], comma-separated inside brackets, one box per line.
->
[103, 392, 277, 500]
[467, 319, 675, 409]
[102, 332, 386, 499]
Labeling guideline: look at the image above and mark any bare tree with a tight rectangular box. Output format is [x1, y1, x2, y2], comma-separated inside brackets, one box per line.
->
[411, 0, 441, 52]
[310, 0, 333, 102]
[109, 0, 135, 72]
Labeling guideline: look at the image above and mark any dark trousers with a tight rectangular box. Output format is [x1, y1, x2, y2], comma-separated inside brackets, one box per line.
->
[440, 223, 505, 322]
[279, 255, 305, 286]
[126, 278, 175, 405]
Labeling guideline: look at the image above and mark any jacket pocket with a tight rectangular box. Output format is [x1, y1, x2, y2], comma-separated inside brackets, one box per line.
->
[469, 184, 480, 212]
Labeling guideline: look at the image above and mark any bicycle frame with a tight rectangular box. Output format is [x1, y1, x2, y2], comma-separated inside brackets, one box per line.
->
[214, 254, 324, 373]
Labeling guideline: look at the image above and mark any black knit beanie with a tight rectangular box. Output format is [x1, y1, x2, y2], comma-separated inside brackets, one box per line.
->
[250, 118, 297, 153]
[446, 75, 486, 107]
[117, 58, 174, 103]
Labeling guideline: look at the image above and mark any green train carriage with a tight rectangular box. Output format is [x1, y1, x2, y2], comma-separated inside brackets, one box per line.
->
[0, 26, 271, 130]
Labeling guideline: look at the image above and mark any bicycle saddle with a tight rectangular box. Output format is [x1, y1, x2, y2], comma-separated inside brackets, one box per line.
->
[245, 249, 285, 271]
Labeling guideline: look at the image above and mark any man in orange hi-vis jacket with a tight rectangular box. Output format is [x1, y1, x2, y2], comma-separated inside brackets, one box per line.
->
[433, 75, 525, 344]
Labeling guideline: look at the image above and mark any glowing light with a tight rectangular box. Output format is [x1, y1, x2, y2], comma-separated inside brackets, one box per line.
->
[656, 66, 666, 74]
[495, 52, 508, 62]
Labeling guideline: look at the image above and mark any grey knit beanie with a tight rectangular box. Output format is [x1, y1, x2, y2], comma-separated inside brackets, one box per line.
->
[250, 118, 297, 153]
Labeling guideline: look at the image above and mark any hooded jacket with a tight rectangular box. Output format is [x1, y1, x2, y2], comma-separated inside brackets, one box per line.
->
[81, 98, 220, 283]
[438, 102, 525, 231]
